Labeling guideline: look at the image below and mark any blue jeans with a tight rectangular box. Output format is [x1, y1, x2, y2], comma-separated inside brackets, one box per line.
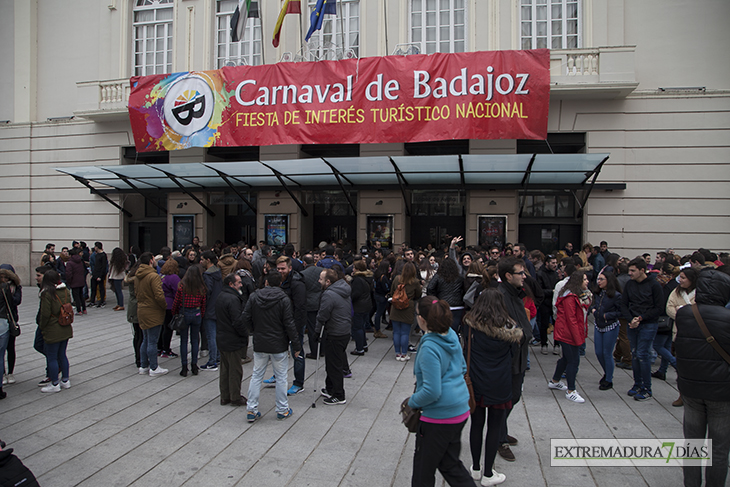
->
[352, 312, 369, 352]
[373, 294, 388, 331]
[392, 320, 410, 355]
[683, 396, 730, 487]
[0, 331, 8, 380]
[450, 308, 464, 333]
[653, 333, 676, 374]
[141, 325, 162, 370]
[44, 339, 69, 385]
[109, 279, 124, 307]
[179, 308, 202, 366]
[628, 322, 658, 393]
[203, 318, 219, 365]
[247, 351, 290, 414]
[553, 342, 581, 391]
[595, 325, 620, 383]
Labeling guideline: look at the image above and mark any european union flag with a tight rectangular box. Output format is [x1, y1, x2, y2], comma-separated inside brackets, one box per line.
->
[305, 0, 337, 42]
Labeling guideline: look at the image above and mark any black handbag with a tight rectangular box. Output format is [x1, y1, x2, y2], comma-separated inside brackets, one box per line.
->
[400, 397, 421, 433]
[168, 313, 184, 332]
[3, 287, 20, 337]
[656, 315, 673, 333]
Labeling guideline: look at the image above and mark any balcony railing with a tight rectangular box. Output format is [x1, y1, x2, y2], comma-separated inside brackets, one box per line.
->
[75, 79, 131, 121]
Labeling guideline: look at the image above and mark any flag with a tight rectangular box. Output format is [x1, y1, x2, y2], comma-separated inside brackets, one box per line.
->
[305, 0, 337, 42]
[273, 0, 302, 48]
[230, 0, 260, 42]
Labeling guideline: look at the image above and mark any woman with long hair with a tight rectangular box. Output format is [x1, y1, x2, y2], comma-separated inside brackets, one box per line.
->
[592, 271, 622, 390]
[665, 266, 699, 408]
[427, 257, 465, 332]
[464, 288, 523, 486]
[108, 247, 128, 311]
[172, 264, 207, 376]
[38, 270, 73, 393]
[0, 266, 21, 395]
[389, 262, 421, 361]
[548, 271, 591, 403]
[372, 259, 391, 337]
[125, 260, 143, 368]
[419, 256, 437, 297]
[409, 296, 474, 486]
[159, 259, 181, 359]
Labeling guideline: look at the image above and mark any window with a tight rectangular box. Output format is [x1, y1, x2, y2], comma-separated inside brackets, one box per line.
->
[216, 0, 262, 67]
[410, 0, 466, 55]
[520, 0, 580, 50]
[307, 0, 360, 58]
[133, 0, 174, 76]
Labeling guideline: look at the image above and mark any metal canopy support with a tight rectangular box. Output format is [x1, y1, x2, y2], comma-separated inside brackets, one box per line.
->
[260, 163, 309, 217]
[577, 155, 610, 218]
[458, 154, 466, 186]
[322, 158, 357, 215]
[153, 167, 216, 217]
[518, 153, 537, 218]
[207, 167, 257, 214]
[100, 169, 168, 215]
[388, 157, 411, 217]
[72, 175, 133, 217]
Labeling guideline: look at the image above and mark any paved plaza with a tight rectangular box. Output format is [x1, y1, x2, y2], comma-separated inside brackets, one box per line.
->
[1, 291, 686, 486]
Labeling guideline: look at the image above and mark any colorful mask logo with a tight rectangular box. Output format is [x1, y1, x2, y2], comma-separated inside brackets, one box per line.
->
[163, 75, 214, 137]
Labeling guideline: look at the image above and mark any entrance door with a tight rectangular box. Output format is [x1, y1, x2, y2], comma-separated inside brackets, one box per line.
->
[410, 190, 465, 249]
[308, 191, 357, 249]
[128, 221, 167, 254]
[518, 223, 582, 256]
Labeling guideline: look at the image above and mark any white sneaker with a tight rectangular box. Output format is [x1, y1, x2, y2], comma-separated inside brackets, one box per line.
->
[565, 390, 585, 403]
[481, 470, 506, 486]
[2, 375, 6, 385]
[402, 354, 411, 361]
[149, 366, 169, 377]
[138, 367, 149, 375]
[470, 465, 481, 481]
[60, 379, 71, 389]
[548, 380, 568, 391]
[6, 374, 15, 384]
[396, 355, 403, 362]
[41, 382, 61, 393]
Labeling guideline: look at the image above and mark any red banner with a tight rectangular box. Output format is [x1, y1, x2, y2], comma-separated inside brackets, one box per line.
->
[128, 50, 549, 152]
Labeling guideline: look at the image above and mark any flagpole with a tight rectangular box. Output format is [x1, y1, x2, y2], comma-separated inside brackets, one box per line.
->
[299, 6, 304, 55]
[338, 0, 345, 55]
[259, 2, 266, 64]
[383, 0, 389, 55]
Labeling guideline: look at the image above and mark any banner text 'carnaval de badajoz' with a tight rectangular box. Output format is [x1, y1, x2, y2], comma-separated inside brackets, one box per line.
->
[128, 49, 550, 152]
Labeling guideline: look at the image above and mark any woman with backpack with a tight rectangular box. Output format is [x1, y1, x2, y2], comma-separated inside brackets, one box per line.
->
[389, 262, 421, 361]
[38, 270, 73, 393]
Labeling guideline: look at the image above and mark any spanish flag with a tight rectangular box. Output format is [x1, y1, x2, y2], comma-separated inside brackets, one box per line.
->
[273, 0, 302, 48]
[305, 0, 337, 42]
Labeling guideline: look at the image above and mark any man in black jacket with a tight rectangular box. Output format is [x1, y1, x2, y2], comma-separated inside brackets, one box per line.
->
[675, 269, 730, 487]
[315, 268, 351, 405]
[497, 258, 533, 462]
[275, 256, 307, 395]
[215, 273, 249, 407]
[90, 242, 108, 307]
[536, 255, 560, 354]
[620, 257, 664, 402]
[243, 272, 300, 422]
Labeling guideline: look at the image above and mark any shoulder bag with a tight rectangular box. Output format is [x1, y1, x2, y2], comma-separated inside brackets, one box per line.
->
[692, 303, 730, 366]
[2, 288, 20, 337]
[464, 327, 477, 413]
[55, 291, 74, 326]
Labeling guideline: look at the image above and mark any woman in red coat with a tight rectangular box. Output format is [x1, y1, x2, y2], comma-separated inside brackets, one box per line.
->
[548, 271, 591, 403]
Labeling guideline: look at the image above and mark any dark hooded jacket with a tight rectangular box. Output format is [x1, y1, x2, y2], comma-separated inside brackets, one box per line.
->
[280, 270, 306, 331]
[242, 286, 300, 354]
[0, 267, 21, 323]
[64, 254, 87, 289]
[498, 282, 533, 374]
[463, 313, 523, 406]
[0, 447, 40, 487]
[427, 274, 465, 308]
[350, 270, 374, 314]
[203, 265, 223, 320]
[215, 285, 249, 352]
[675, 270, 730, 401]
[315, 279, 352, 337]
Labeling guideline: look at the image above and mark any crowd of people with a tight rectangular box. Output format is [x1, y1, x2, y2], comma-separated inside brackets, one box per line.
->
[1, 237, 728, 487]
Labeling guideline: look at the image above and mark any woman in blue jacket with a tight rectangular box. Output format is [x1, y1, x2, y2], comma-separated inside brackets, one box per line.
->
[408, 296, 473, 487]
[592, 271, 622, 390]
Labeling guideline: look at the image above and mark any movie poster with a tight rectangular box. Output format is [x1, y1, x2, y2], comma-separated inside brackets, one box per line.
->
[173, 215, 195, 250]
[265, 214, 288, 248]
[367, 215, 393, 249]
[478, 215, 507, 250]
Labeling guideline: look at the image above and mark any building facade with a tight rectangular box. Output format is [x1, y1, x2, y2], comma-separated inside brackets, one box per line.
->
[1, 0, 729, 283]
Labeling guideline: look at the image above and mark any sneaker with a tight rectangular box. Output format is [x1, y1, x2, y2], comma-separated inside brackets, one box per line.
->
[497, 444, 515, 462]
[402, 354, 410, 361]
[138, 367, 150, 375]
[396, 354, 403, 362]
[200, 363, 219, 371]
[481, 470, 506, 486]
[247, 411, 261, 423]
[38, 377, 52, 386]
[60, 379, 71, 389]
[1, 375, 6, 385]
[599, 381, 613, 391]
[553, 345, 561, 355]
[41, 382, 61, 393]
[634, 389, 653, 401]
[287, 384, 304, 396]
[100, 302, 106, 308]
[323, 396, 346, 406]
[82, 310, 87, 315]
[149, 366, 169, 377]
[541, 345, 548, 355]
[264, 375, 276, 387]
[159, 352, 170, 358]
[277, 408, 293, 420]
[565, 390, 585, 403]
[651, 370, 666, 381]
[6, 374, 15, 384]
[166, 351, 178, 358]
[343, 371, 353, 379]
[529, 338, 540, 346]
[470, 465, 481, 481]
[615, 361, 632, 370]
[320, 388, 333, 399]
[627, 385, 641, 397]
[408, 344, 418, 353]
[350, 350, 365, 356]
[241, 356, 252, 364]
[548, 380, 568, 391]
